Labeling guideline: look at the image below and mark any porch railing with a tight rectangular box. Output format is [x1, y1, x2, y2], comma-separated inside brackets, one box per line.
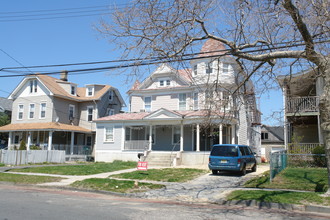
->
[52, 144, 92, 155]
[286, 96, 319, 113]
[124, 140, 149, 151]
[288, 143, 323, 154]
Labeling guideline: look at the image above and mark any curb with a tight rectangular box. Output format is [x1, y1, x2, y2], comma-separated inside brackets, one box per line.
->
[215, 199, 330, 214]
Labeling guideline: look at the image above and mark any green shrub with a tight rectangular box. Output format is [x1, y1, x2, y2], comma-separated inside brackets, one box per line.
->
[312, 146, 326, 167]
[30, 145, 41, 150]
[19, 140, 26, 150]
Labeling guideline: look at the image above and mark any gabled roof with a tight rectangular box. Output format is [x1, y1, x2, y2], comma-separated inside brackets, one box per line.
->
[261, 125, 284, 142]
[8, 74, 125, 106]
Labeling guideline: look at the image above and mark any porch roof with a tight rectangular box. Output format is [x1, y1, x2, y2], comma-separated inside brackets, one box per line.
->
[0, 122, 92, 133]
[96, 109, 232, 122]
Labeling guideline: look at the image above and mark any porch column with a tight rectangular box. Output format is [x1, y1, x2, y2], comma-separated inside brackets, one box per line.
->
[180, 121, 184, 151]
[219, 124, 223, 144]
[196, 124, 200, 151]
[27, 131, 31, 151]
[70, 131, 74, 155]
[317, 115, 324, 144]
[8, 132, 12, 150]
[148, 125, 152, 151]
[48, 131, 53, 150]
[283, 86, 288, 149]
[231, 125, 235, 144]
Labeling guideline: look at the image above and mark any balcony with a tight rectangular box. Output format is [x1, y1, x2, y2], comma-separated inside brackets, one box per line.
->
[286, 96, 319, 114]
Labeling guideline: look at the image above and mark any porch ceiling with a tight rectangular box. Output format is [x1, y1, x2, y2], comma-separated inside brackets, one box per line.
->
[0, 122, 92, 133]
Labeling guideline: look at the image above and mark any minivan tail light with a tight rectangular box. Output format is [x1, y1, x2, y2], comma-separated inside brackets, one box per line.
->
[237, 158, 241, 164]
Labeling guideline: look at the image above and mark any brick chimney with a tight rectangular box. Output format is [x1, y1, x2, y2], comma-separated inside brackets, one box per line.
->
[60, 70, 68, 81]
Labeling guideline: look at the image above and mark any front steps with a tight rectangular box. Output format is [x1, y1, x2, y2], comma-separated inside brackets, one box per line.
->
[143, 152, 178, 167]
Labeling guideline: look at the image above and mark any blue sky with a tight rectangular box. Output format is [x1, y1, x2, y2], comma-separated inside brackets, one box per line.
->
[0, 0, 283, 125]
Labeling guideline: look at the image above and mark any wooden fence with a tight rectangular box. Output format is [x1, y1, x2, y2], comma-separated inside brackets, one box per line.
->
[0, 150, 65, 165]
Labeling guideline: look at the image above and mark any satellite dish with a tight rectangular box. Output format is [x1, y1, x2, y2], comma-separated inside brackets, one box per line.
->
[55, 117, 59, 123]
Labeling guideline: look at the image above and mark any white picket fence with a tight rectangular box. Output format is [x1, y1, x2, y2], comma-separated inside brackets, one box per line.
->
[0, 150, 65, 165]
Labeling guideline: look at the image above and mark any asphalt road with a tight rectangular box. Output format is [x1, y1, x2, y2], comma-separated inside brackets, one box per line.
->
[0, 184, 329, 220]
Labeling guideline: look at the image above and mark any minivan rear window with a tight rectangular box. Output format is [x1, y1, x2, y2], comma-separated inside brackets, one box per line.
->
[211, 146, 238, 157]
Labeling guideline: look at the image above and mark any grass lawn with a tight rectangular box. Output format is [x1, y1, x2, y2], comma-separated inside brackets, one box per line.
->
[244, 168, 328, 192]
[111, 168, 208, 182]
[0, 163, 5, 167]
[227, 167, 329, 206]
[0, 173, 64, 184]
[10, 161, 137, 175]
[71, 178, 164, 193]
[227, 190, 330, 206]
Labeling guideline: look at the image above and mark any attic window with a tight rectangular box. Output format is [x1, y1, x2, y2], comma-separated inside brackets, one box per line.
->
[159, 79, 171, 87]
[193, 64, 198, 76]
[261, 132, 269, 140]
[109, 90, 113, 101]
[30, 80, 38, 93]
[206, 62, 213, 74]
[87, 86, 94, 96]
[223, 63, 230, 74]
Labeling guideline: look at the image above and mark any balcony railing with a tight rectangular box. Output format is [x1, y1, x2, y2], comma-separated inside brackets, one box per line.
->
[288, 143, 323, 154]
[286, 96, 319, 113]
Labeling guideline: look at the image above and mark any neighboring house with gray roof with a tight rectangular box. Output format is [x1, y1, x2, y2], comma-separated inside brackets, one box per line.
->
[0, 72, 125, 159]
[94, 39, 261, 166]
[0, 97, 13, 115]
[260, 124, 284, 161]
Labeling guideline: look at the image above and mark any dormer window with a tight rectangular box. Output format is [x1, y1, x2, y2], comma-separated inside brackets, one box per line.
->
[30, 80, 38, 93]
[223, 63, 230, 74]
[166, 80, 170, 86]
[87, 86, 94, 96]
[193, 64, 198, 76]
[206, 62, 213, 74]
[71, 85, 76, 95]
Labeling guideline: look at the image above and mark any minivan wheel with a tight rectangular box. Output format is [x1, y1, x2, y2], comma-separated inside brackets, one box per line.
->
[252, 163, 257, 172]
[241, 165, 246, 176]
[212, 170, 218, 175]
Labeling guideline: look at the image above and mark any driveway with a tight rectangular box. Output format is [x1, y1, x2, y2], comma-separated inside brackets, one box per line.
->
[135, 164, 269, 203]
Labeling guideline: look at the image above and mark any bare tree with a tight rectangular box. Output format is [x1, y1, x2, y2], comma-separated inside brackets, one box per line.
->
[98, 0, 330, 193]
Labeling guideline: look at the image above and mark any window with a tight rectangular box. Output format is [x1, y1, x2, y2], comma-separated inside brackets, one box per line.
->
[71, 86, 76, 95]
[87, 87, 94, 96]
[205, 90, 213, 106]
[104, 127, 114, 142]
[18, 104, 24, 120]
[87, 106, 93, 121]
[106, 108, 115, 116]
[166, 80, 170, 86]
[69, 105, 75, 120]
[206, 62, 213, 74]
[179, 93, 186, 110]
[261, 132, 269, 140]
[159, 79, 171, 87]
[29, 104, 35, 119]
[40, 103, 46, 119]
[144, 97, 151, 112]
[108, 90, 113, 101]
[193, 92, 199, 110]
[159, 80, 164, 86]
[30, 80, 38, 93]
[193, 64, 198, 76]
[172, 126, 181, 144]
[223, 63, 230, 74]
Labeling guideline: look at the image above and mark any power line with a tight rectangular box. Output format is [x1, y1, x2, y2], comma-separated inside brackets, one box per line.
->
[0, 38, 329, 78]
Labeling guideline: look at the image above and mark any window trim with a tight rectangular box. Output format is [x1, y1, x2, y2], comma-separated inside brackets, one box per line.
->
[205, 62, 213, 74]
[17, 104, 24, 120]
[106, 108, 115, 116]
[104, 126, 114, 142]
[193, 64, 198, 76]
[28, 103, 35, 119]
[39, 102, 47, 119]
[178, 93, 187, 110]
[144, 96, 152, 112]
[71, 85, 76, 95]
[87, 106, 94, 122]
[69, 104, 75, 120]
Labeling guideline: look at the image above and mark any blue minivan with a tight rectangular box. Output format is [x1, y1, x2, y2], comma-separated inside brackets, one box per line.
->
[208, 144, 257, 175]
